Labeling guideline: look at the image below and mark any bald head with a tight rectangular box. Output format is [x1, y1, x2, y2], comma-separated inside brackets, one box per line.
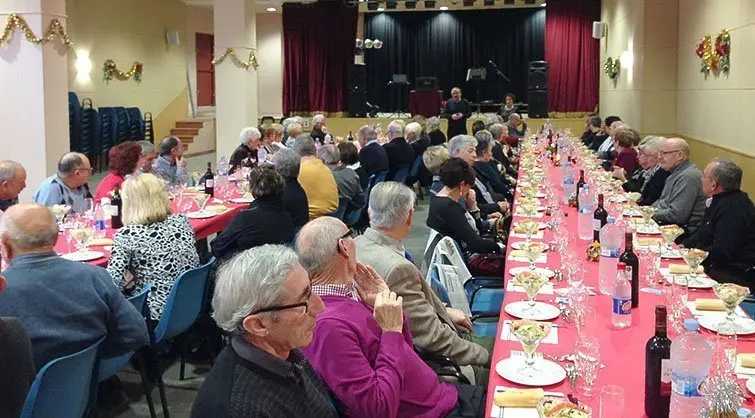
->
[659, 137, 690, 171]
[0, 204, 58, 257]
[295, 217, 350, 281]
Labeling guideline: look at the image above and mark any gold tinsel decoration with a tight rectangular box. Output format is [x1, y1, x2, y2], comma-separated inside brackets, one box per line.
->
[103, 60, 143, 83]
[212, 48, 259, 70]
[0, 13, 73, 48]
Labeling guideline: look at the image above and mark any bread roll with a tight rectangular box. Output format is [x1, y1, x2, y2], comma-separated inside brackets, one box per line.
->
[493, 388, 545, 408]
[669, 264, 704, 274]
[739, 353, 755, 369]
[695, 298, 726, 311]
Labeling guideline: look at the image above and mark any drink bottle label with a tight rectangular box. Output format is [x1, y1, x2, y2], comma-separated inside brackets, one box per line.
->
[612, 297, 631, 314]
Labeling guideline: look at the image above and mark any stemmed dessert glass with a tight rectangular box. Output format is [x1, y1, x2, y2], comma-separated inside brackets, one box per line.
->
[511, 319, 552, 378]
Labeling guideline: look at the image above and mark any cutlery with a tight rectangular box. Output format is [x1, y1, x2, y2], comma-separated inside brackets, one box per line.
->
[564, 363, 578, 391]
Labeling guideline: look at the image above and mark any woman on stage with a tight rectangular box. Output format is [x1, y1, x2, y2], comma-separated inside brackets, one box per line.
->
[442, 87, 471, 139]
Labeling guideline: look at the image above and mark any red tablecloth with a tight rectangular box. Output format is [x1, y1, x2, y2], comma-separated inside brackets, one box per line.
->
[409, 89, 443, 117]
[485, 163, 755, 417]
[54, 200, 246, 268]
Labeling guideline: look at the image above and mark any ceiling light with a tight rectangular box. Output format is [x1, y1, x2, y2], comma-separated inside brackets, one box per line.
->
[541, 2, 546, 5]
[405, 1, 417, 8]
[425, 0, 436, 7]
[266, 7, 276, 12]
[440, 5, 448, 10]
[377, 7, 385, 11]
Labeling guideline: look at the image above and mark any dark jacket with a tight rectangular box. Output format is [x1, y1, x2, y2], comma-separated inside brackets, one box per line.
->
[311, 127, 327, 145]
[410, 136, 432, 186]
[229, 144, 258, 173]
[428, 130, 447, 146]
[211, 196, 295, 261]
[474, 160, 513, 201]
[358, 142, 389, 177]
[0, 318, 34, 418]
[623, 167, 670, 207]
[383, 137, 416, 180]
[441, 99, 471, 138]
[589, 133, 609, 152]
[427, 196, 500, 255]
[282, 177, 310, 230]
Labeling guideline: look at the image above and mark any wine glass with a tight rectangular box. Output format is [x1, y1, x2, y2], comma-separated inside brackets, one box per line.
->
[522, 242, 548, 271]
[681, 248, 708, 283]
[713, 283, 750, 333]
[516, 271, 548, 313]
[660, 225, 684, 257]
[68, 216, 94, 251]
[663, 279, 689, 334]
[575, 336, 601, 397]
[640, 206, 656, 226]
[519, 220, 541, 243]
[510, 319, 552, 378]
[51, 204, 71, 227]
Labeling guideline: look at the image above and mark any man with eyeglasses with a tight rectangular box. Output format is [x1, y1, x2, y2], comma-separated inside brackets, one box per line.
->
[192, 244, 338, 418]
[297, 216, 485, 418]
[32, 152, 93, 213]
[652, 137, 707, 237]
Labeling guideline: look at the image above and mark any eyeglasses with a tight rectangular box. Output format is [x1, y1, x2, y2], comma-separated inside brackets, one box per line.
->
[661, 150, 681, 156]
[250, 287, 312, 315]
[336, 229, 354, 251]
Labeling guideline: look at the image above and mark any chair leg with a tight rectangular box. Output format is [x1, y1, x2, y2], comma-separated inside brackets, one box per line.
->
[134, 352, 157, 418]
[179, 334, 188, 381]
[150, 345, 170, 418]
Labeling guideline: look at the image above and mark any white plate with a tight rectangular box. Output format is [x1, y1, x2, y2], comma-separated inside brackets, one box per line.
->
[514, 222, 548, 231]
[662, 273, 717, 289]
[495, 357, 567, 387]
[622, 209, 642, 217]
[230, 197, 255, 204]
[186, 210, 217, 219]
[636, 225, 661, 235]
[509, 266, 556, 279]
[746, 378, 755, 395]
[62, 250, 105, 262]
[698, 315, 755, 335]
[611, 195, 628, 203]
[511, 241, 550, 251]
[505, 301, 561, 321]
[660, 248, 683, 259]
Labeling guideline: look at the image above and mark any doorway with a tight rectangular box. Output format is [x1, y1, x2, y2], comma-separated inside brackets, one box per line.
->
[196, 33, 215, 107]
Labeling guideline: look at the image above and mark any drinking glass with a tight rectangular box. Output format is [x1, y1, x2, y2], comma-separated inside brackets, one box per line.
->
[713, 283, 750, 334]
[51, 204, 71, 227]
[599, 385, 625, 418]
[660, 225, 684, 257]
[521, 242, 548, 271]
[80, 198, 95, 219]
[575, 336, 601, 397]
[511, 320, 552, 378]
[681, 248, 709, 283]
[663, 279, 689, 334]
[637, 246, 661, 287]
[68, 216, 94, 251]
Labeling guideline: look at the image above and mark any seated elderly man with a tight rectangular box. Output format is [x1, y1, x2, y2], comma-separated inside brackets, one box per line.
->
[295, 135, 339, 219]
[618, 136, 670, 206]
[652, 138, 707, 236]
[383, 120, 416, 181]
[136, 140, 157, 174]
[230, 127, 262, 173]
[0, 204, 149, 370]
[474, 131, 513, 201]
[0, 160, 26, 213]
[487, 123, 518, 180]
[596, 117, 622, 160]
[356, 182, 493, 385]
[311, 114, 328, 145]
[297, 217, 485, 418]
[33, 152, 93, 213]
[357, 124, 389, 183]
[684, 160, 755, 286]
[319, 144, 365, 211]
[449, 135, 508, 218]
[192, 245, 337, 418]
[151, 136, 188, 186]
[505, 113, 527, 138]
[273, 148, 310, 229]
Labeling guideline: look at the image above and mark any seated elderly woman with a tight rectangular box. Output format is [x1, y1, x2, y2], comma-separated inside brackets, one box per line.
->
[487, 123, 518, 180]
[427, 116, 446, 146]
[423, 145, 450, 197]
[107, 173, 199, 320]
[211, 165, 295, 262]
[94, 141, 142, 203]
[473, 131, 513, 201]
[619, 136, 670, 206]
[272, 148, 310, 229]
[318, 144, 365, 212]
[193, 245, 337, 417]
[611, 125, 640, 178]
[230, 127, 262, 173]
[297, 217, 485, 418]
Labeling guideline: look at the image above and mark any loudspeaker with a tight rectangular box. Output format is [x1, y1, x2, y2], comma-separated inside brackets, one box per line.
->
[528, 90, 548, 118]
[166, 30, 181, 46]
[348, 64, 366, 92]
[528, 61, 548, 90]
[348, 91, 367, 117]
[592, 21, 607, 39]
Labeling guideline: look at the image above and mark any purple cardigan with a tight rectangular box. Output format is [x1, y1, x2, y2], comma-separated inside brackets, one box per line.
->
[302, 295, 457, 418]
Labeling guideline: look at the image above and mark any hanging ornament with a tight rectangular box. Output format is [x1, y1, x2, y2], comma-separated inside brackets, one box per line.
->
[364, 39, 374, 49]
[103, 60, 143, 83]
[373, 39, 383, 49]
[355, 38, 363, 48]
[0, 13, 73, 48]
[211, 48, 259, 70]
[603, 56, 620, 79]
[695, 29, 731, 76]
[715, 29, 731, 74]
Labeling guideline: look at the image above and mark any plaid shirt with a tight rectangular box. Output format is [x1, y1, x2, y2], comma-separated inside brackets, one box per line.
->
[312, 283, 360, 302]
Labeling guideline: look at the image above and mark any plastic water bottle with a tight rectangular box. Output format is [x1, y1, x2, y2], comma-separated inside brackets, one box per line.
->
[599, 216, 622, 295]
[577, 185, 595, 241]
[612, 263, 632, 329]
[93, 204, 107, 238]
[562, 162, 575, 204]
[669, 319, 713, 418]
[216, 156, 229, 198]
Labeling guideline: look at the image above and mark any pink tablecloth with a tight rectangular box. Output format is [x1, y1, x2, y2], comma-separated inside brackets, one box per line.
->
[485, 164, 755, 417]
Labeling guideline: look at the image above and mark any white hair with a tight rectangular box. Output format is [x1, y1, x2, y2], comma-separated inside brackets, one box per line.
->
[638, 136, 663, 155]
[447, 135, 477, 158]
[295, 217, 345, 277]
[239, 127, 262, 145]
[0, 208, 58, 251]
[508, 113, 521, 122]
[212, 245, 301, 334]
[136, 141, 155, 156]
[387, 121, 404, 138]
[317, 144, 340, 165]
[312, 114, 325, 126]
[405, 122, 422, 141]
[426, 117, 441, 131]
[368, 182, 415, 230]
[0, 160, 23, 182]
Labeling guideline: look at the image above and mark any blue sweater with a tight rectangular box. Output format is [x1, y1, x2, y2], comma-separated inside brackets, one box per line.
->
[0, 252, 150, 371]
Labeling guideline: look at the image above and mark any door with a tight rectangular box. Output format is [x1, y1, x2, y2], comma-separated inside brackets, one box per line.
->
[196, 33, 215, 107]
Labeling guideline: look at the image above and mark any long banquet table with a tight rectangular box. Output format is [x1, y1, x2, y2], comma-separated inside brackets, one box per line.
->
[484, 162, 755, 417]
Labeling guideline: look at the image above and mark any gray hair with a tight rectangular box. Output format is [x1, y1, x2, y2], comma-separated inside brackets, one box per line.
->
[293, 135, 316, 157]
[358, 125, 377, 143]
[286, 122, 303, 138]
[488, 123, 505, 140]
[368, 182, 415, 230]
[272, 148, 301, 178]
[484, 115, 499, 129]
[448, 135, 477, 158]
[212, 245, 301, 333]
[474, 130, 494, 147]
[295, 217, 345, 277]
[57, 152, 85, 177]
[588, 115, 602, 128]
[249, 165, 285, 198]
[317, 144, 340, 165]
[405, 122, 422, 141]
[711, 159, 743, 192]
[239, 127, 262, 145]
[0, 208, 59, 251]
[136, 140, 155, 155]
[0, 160, 23, 182]
[312, 114, 325, 126]
[426, 117, 441, 132]
[638, 136, 663, 155]
[387, 121, 404, 138]
[158, 136, 181, 156]
[508, 113, 521, 122]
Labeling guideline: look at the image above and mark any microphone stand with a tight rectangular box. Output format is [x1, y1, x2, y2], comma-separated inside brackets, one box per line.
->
[488, 61, 510, 82]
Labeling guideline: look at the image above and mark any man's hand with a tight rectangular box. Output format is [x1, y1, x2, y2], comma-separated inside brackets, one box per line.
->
[446, 307, 474, 333]
[354, 262, 388, 307]
[452, 113, 462, 121]
[612, 167, 626, 181]
[373, 290, 404, 333]
[498, 201, 510, 213]
[487, 212, 502, 220]
[177, 157, 187, 168]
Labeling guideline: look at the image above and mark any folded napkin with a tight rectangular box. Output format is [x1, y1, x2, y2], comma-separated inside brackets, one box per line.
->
[637, 238, 662, 247]
[205, 205, 229, 214]
[510, 250, 527, 258]
[494, 389, 544, 408]
[669, 264, 704, 274]
[740, 353, 755, 369]
[695, 298, 726, 312]
[89, 238, 114, 246]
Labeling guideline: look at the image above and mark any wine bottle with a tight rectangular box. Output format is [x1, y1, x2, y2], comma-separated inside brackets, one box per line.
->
[593, 193, 608, 242]
[576, 169, 586, 207]
[620, 232, 640, 308]
[110, 187, 123, 229]
[204, 162, 214, 197]
[645, 305, 671, 418]
[347, 131, 354, 142]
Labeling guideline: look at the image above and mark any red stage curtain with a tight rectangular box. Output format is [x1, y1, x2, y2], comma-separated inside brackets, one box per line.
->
[545, 0, 600, 113]
[282, 2, 358, 115]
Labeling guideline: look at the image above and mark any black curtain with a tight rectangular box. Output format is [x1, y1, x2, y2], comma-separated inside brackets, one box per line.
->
[365, 9, 545, 113]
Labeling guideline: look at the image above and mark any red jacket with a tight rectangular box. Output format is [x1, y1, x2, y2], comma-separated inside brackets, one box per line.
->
[93, 173, 125, 203]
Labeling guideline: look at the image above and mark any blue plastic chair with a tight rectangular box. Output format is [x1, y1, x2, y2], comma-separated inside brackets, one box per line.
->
[392, 167, 410, 183]
[406, 155, 424, 185]
[20, 336, 106, 418]
[429, 265, 500, 338]
[370, 171, 388, 189]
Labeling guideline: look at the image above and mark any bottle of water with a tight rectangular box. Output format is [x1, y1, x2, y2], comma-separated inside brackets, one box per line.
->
[599, 216, 622, 295]
[612, 263, 632, 329]
[562, 162, 575, 204]
[93, 204, 107, 238]
[578, 185, 595, 241]
[216, 156, 230, 199]
[670, 319, 713, 418]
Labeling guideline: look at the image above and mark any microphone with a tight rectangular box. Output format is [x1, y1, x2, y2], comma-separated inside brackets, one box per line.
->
[488, 60, 496, 67]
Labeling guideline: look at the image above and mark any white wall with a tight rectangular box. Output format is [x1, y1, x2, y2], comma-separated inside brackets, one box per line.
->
[256, 13, 283, 117]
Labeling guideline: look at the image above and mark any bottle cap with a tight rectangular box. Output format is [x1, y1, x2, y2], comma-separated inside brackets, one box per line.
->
[582, 184, 589, 190]
[607, 216, 616, 224]
[683, 319, 699, 331]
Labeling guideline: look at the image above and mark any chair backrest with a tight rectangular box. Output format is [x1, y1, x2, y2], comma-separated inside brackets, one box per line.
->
[331, 197, 349, 220]
[153, 258, 214, 342]
[429, 263, 472, 316]
[343, 202, 364, 227]
[21, 336, 106, 418]
[392, 167, 410, 183]
[408, 155, 424, 179]
[433, 236, 473, 284]
[370, 171, 388, 189]
[421, 228, 443, 276]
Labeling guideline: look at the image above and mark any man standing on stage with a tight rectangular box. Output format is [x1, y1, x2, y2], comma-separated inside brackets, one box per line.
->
[442, 87, 471, 139]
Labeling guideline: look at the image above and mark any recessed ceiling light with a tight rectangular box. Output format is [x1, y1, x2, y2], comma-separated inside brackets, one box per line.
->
[266, 7, 276, 12]
[440, 5, 449, 10]
[377, 6, 385, 11]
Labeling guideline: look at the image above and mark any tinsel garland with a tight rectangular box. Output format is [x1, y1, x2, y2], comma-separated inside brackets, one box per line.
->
[603, 56, 620, 79]
[0, 13, 73, 48]
[695, 29, 731, 76]
[103, 60, 143, 83]
[212, 48, 259, 70]
[699, 373, 744, 418]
